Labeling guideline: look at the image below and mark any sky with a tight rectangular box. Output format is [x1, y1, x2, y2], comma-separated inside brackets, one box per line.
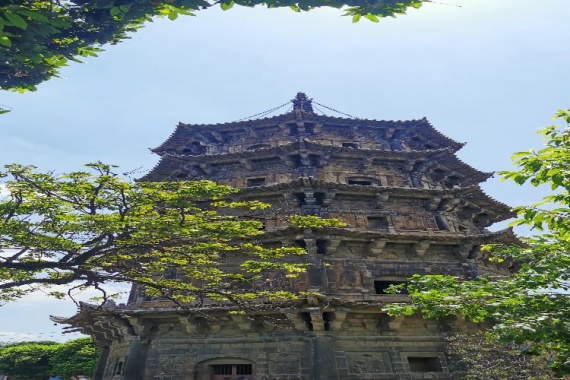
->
[0, 0, 569, 342]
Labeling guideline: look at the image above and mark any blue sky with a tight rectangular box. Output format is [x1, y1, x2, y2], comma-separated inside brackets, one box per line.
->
[0, 0, 569, 342]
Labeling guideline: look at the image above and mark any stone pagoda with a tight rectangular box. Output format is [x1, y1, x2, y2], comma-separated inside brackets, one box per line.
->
[61, 93, 516, 380]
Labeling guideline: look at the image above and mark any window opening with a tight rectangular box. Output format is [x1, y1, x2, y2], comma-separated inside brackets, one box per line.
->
[368, 216, 389, 229]
[342, 142, 358, 149]
[289, 154, 303, 168]
[407, 357, 442, 372]
[348, 179, 372, 186]
[316, 239, 328, 255]
[432, 168, 446, 180]
[434, 212, 449, 231]
[212, 364, 232, 375]
[294, 192, 306, 206]
[295, 239, 307, 249]
[300, 312, 313, 331]
[211, 364, 253, 379]
[444, 175, 461, 189]
[236, 364, 253, 375]
[181, 142, 206, 155]
[246, 178, 265, 187]
[374, 280, 408, 295]
[473, 213, 490, 227]
[314, 192, 325, 206]
[288, 124, 298, 135]
[322, 312, 335, 331]
[308, 154, 320, 167]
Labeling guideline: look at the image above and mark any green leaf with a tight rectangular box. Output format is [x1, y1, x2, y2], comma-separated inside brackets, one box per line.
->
[168, 11, 178, 20]
[17, 9, 49, 23]
[511, 151, 531, 160]
[363, 13, 380, 22]
[220, 1, 235, 11]
[4, 11, 27, 29]
[0, 35, 11, 47]
[110, 7, 121, 17]
[352, 14, 361, 23]
[513, 174, 529, 185]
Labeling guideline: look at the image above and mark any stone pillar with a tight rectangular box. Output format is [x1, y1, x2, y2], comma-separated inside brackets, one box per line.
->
[309, 334, 339, 380]
[93, 346, 110, 380]
[122, 338, 150, 380]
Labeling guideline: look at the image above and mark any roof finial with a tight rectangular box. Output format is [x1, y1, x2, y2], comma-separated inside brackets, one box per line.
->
[292, 92, 314, 113]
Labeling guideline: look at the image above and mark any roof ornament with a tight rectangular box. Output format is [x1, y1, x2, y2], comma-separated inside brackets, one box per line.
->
[292, 92, 314, 113]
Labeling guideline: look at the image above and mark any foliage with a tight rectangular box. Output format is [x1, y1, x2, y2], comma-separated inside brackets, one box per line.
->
[445, 332, 555, 380]
[0, 338, 98, 379]
[0, 162, 340, 306]
[0, 0, 426, 92]
[289, 214, 345, 229]
[386, 108, 570, 376]
[49, 338, 98, 378]
[0, 341, 59, 379]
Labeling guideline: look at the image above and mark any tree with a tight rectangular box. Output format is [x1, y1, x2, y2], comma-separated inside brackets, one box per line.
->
[386, 108, 570, 376]
[0, 341, 59, 380]
[49, 338, 98, 378]
[444, 332, 555, 380]
[0, 338, 99, 379]
[0, 0, 426, 92]
[0, 162, 342, 306]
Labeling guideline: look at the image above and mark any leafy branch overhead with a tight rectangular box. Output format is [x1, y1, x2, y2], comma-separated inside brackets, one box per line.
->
[386, 108, 570, 376]
[0, 0, 427, 92]
[0, 162, 341, 306]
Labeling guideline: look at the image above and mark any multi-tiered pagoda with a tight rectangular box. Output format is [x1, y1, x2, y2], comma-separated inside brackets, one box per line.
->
[62, 93, 516, 380]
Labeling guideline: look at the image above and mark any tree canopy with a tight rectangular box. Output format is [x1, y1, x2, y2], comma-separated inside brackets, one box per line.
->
[0, 338, 98, 379]
[444, 332, 555, 380]
[49, 338, 98, 378]
[0, 162, 341, 306]
[0, 0, 426, 93]
[386, 108, 570, 376]
[0, 341, 59, 380]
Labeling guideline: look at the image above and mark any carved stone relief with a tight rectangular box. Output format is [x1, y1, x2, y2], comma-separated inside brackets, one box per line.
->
[347, 352, 388, 374]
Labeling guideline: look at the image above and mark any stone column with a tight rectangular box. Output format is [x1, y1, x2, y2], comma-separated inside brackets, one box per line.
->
[122, 338, 150, 380]
[93, 346, 110, 380]
[309, 334, 339, 380]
